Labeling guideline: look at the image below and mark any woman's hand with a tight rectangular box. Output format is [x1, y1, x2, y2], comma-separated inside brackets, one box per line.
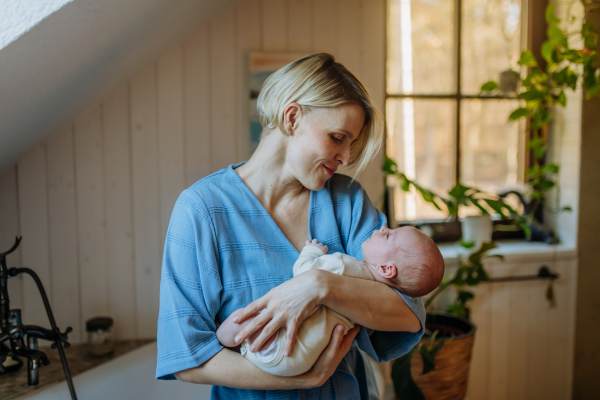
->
[303, 324, 361, 387]
[230, 269, 329, 356]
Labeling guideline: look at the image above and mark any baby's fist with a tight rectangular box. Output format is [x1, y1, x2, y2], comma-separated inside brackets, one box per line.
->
[305, 238, 328, 254]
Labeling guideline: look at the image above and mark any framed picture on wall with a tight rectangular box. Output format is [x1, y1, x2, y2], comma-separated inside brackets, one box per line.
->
[248, 52, 308, 154]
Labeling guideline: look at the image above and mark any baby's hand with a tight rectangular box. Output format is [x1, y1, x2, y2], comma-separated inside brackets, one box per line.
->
[305, 238, 328, 254]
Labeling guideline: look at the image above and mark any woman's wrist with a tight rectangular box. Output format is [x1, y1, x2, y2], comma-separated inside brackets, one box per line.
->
[312, 269, 332, 306]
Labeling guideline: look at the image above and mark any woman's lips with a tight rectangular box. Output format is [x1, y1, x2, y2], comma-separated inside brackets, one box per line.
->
[324, 165, 335, 177]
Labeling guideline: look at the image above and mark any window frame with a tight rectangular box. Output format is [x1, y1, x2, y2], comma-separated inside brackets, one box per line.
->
[384, 0, 546, 241]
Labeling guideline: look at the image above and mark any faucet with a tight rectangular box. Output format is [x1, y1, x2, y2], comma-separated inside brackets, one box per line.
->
[0, 237, 77, 399]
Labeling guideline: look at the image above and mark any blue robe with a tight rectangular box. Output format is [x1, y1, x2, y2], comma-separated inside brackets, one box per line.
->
[156, 162, 425, 399]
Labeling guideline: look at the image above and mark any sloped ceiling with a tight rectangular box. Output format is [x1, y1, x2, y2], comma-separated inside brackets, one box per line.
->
[0, 0, 238, 173]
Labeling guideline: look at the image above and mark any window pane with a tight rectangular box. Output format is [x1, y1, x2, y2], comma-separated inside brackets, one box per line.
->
[387, 0, 456, 95]
[387, 99, 456, 221]
[461, 0, 523, 94]
[460, 99, 525, 196]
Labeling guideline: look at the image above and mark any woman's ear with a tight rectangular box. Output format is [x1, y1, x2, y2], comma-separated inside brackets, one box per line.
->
[283, 102, 303, 135]
[376, 263, 397, 279]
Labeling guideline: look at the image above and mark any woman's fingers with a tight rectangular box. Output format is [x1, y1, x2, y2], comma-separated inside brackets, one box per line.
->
[234, 312, 271, 344]
[283, 322, 299, 357]
[249, 318, 282, 352]
[234, 297, 267, 324]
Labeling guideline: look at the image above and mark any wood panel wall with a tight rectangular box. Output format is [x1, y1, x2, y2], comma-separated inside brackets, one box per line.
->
[0, 0, 386, 343]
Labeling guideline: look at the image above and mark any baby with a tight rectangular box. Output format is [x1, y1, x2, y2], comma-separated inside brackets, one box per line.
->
[216, 225, 445, 376]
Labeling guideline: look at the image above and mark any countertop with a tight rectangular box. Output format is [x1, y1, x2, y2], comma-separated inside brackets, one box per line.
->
[1, 339, 154, 399]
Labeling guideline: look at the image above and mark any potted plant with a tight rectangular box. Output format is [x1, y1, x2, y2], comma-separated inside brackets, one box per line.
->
[480, 4, 600, 240]
[384, 156, 515, 247]
[391, 242, 502, 400]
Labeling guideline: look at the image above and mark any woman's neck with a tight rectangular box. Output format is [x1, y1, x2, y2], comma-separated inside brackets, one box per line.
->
[235, 131, 307, 211]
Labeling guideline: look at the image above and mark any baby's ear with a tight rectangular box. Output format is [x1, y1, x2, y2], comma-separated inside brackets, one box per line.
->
[377, 263, 397, 279]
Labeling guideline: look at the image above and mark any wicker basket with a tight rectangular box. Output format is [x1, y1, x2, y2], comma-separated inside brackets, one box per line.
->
[410, 312, 476, 400]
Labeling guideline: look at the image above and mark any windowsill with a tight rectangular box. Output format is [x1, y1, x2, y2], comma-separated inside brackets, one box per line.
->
[438, 239, 577, 263]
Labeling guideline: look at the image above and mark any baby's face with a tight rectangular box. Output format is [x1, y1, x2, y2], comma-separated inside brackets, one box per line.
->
[361, 226, 423, 265]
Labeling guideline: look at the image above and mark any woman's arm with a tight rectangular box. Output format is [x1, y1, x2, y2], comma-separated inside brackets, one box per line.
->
[230, 268, 421, 357]
[319, 270, 421, 332]
[176, 324, 360, 389]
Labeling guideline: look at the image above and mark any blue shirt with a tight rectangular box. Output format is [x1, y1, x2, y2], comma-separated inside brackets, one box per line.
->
[156, 163, 425, 399]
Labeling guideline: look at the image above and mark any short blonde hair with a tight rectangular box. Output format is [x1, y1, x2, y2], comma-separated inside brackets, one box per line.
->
[257, 53, 383, 176]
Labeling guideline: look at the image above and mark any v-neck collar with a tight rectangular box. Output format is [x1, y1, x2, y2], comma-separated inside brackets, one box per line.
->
[228, 162, 313, 255]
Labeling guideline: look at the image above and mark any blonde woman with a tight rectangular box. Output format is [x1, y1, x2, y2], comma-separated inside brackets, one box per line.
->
[156, 53, 425, 399]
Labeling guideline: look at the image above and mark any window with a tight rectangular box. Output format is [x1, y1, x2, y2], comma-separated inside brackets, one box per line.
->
[386, 0, 528, 222]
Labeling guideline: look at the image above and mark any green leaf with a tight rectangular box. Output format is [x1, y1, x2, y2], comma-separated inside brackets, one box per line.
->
[557, 91, 567, 107]
[420, 343, 437, 375]
[545, 4, 560, 24]
[561, 206, 573, 212]
[457, 290, 475, 303]
[392, 347, 426, 400]
[518, 51, 538, 67]
[548, 25, 568, 48]
[481, 81, 498, 92]
[447, 302, 467, 317]
[518, 89, 545, 101]
[587, 83, 600, 99]
[509, 107, 529, 121]
[542, 163, 560, 174]
[539, 179, 555, 190]
[541, 41, 556, 63]
[383, 156, 398, 175]
[448, 182, 471, 201]
[460, 240, 475, 249]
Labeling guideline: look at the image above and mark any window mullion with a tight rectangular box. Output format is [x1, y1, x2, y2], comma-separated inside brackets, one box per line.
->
[455, 0, 462, 187]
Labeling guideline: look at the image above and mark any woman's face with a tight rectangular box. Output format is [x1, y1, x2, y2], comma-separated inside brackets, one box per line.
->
[286, 103, 365, 191]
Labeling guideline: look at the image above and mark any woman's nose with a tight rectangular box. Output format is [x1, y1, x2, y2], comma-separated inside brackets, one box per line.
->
[337, 143, 351, 166]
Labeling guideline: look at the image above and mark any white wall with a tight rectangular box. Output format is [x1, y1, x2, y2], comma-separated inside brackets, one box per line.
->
[0, 0, 386, 343]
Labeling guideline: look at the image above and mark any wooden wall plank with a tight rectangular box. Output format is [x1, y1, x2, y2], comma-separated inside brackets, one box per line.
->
[313, 0, 339, 55]
[337, 0, 362, 76]
[210, 7, 238, 170]
[74, 106, 108, 331]
[467, 273, 492, 400]
[46, 127, 82, 343]
[157, 45, 186, 247]
[103, 85, 136, 339]
[526, 262, 556, 399]
[488, 263, 511, 400]
[236, 0, 262, 162]
[184, 26, 212, 186]
[0, 166, 23, 310]
[130, 64, 161, 338]
[356, 0, 386, 207]
[261, 0, 287, 51]
[17, 146, 52, 327]
[288, 0, 313, 52]
[507, 264, 532, 400]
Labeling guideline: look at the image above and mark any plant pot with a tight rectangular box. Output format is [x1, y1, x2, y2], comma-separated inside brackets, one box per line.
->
[499, 69, 520, 95]
[410, 312, 476, 400]
[460, 215, 492, 249]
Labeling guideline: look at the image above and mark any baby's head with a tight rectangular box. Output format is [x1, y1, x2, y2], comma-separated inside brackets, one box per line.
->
[361, 226, 445, 297]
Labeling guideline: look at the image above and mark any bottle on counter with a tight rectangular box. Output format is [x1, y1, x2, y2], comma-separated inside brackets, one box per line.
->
[86, 317, 115, 357]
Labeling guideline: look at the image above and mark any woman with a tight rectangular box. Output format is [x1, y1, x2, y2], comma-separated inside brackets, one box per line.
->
[156, 53, 425, 399]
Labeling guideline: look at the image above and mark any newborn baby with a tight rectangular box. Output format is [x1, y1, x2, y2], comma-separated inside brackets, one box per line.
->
[216, 225, 445, 376]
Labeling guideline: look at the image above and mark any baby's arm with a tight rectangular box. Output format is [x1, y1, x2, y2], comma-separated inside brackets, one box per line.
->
[293, 239, 329, 276]
[217, 311, 277, 351]
[216, 312, 259, 347]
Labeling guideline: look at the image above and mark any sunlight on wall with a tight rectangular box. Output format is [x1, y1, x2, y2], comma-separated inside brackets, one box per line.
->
[0, 0, 74, 50]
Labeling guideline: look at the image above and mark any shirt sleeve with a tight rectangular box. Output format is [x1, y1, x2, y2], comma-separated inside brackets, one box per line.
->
[345, 183, 426, 363]
[292, 245, 326, 276]
[156, 193, 224, 380]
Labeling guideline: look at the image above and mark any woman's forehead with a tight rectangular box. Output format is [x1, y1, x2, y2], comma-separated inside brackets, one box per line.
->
[306, 104, 364, 136]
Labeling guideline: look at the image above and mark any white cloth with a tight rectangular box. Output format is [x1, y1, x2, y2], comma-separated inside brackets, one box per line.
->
[242, 246, 375, 376]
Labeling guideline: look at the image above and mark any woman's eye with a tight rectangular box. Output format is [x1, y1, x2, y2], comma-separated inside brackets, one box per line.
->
[331, 136, 342, 143]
